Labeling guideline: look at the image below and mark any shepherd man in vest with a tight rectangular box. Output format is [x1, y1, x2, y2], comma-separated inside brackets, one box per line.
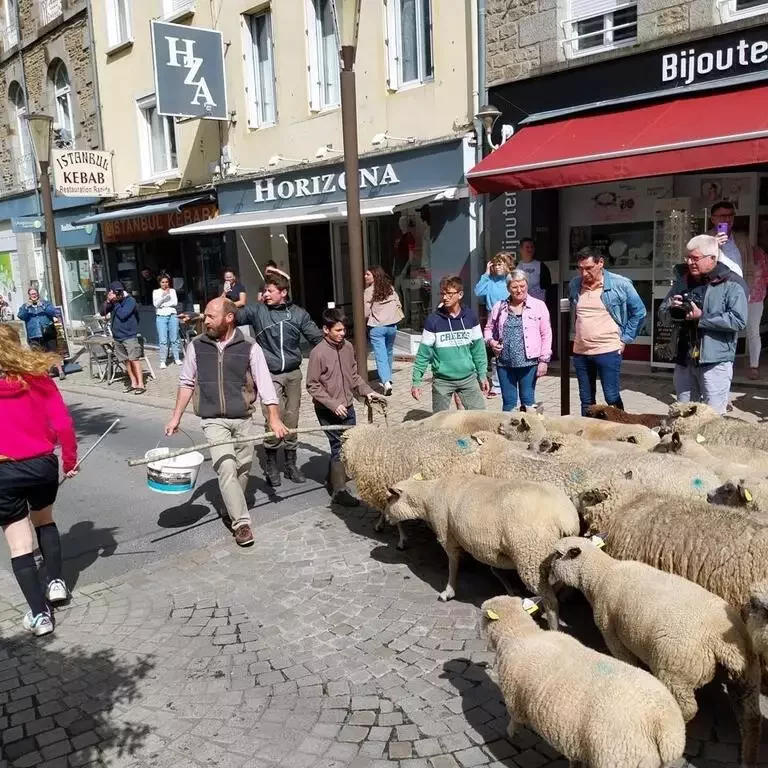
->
[165, 297, 289, 548]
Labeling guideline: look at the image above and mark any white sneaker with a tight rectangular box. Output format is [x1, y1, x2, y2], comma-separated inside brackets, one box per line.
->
[22, 610, 54, 637]
[46, 579, 68, 604]
[159, 362, 167, 369]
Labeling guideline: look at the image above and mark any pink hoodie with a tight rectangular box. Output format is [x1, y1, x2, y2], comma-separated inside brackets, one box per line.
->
[0, 375, 77, 473]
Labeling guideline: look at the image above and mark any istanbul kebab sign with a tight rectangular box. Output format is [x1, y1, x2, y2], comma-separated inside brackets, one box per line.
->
[52, 149, 115, 198]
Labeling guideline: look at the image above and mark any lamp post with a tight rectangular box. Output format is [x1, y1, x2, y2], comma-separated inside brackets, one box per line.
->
[332, 0, 367, 379]
[25, 113, 63, 309]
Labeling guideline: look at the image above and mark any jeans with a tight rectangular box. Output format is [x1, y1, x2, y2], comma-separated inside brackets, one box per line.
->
[573, 351, 624, 417]
[202, 417, 255, 530]
[156, 314, 181, 364]
[748, 302, 763, 368]
[490, 359, 501, 394]
[497, 364, 537, 412]
[432, 374, 486, 412]
[673, 361, 734, 415]
[315, 404, 357, 462]
[262, 368, 303, 450]
[369, 324, 397, 384]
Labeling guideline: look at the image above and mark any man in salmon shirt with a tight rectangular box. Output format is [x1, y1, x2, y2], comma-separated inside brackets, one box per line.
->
[568, 247, 646, 416]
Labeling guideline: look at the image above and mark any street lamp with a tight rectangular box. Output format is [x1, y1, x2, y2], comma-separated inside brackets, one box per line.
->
[25, 113, 63, 309]
[332, 0, 367, 380]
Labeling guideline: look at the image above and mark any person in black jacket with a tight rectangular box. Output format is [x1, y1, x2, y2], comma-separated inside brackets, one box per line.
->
[236, 273, 323, 486]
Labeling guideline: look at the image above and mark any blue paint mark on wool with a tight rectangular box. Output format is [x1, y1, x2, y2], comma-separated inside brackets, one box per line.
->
[692, 477, 704, 489]
[456, 438, 470, 451]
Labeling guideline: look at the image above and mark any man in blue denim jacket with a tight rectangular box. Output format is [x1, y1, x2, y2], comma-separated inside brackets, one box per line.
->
[568, 248, 646, 416]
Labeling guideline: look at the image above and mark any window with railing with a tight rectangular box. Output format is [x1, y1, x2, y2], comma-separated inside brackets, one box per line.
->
[3, 0, 19, 49]
[162, 0, 195, 18]
[39, 0, 63, 27]
[563, 1, 637, 57]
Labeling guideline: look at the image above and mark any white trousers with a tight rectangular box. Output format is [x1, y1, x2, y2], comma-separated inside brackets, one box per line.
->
[747, 302, 764, 369]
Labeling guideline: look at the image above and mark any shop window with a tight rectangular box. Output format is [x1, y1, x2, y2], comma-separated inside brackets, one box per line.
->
[49, 60, 73, 147]
[137, 95, 178, 179]
[386, 0, 434, 90]
[105, 0, 131, 48]
[3, 0, 18, 49]
[8, 81, 36, 190]
[565, 2, 637, 57]
[244, 9, 277, 127]
[305, 0, 339, 111]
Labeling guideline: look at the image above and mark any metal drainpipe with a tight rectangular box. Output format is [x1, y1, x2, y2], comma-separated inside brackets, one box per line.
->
[471, 0, 488, 308]
[85, 0, 105, 150]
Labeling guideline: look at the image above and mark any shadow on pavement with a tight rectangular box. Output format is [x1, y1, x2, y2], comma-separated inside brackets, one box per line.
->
[61, 521, 119, 590]
[0, 636, 153, 766]
[67, 402, 126, 440]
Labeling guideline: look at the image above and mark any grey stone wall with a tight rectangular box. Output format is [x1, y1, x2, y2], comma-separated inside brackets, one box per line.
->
[0, 0, 98, 195]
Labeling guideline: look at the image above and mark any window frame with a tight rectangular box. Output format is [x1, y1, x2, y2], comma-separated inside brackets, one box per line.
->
[385, 0, 434, 92]
[719, 0, 768, 22]
[136, 94, 179, 181]
[162, 0, 195, 20]
[305, 0, 340, 112]
[9, 82, 35, 188]
[562, 2, 638, 59]
[243, 8, 278, 128]
[4, 0, 19, 48]
[52, 61, 73, 145]
[105, 0, 132, 50]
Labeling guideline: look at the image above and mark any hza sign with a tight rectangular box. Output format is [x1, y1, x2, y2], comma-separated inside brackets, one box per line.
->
[254, 164, 400, 203]
[151, 21, 228, 120]
[52, 150, 115, 198]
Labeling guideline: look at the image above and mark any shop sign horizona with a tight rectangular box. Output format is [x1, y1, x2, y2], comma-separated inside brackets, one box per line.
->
[52, 150, 115, 198]
[254, 164, 400, 203]
[102, 203, 218, 243]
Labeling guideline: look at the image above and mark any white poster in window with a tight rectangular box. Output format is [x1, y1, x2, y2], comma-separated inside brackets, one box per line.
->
[52, 149, 115, 198]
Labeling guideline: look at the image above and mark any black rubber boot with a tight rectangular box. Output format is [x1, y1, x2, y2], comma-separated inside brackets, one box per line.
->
[264, 448, 282, 487]
[283, 449, 306, 483]
[330, 461, 357, 507]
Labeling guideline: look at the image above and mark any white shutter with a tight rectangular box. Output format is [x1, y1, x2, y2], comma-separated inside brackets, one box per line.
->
[384, 0, 400, 91]
[569, 0, 625, 19]
[242, 17, 258, 128]
[305, 0, 321, 111]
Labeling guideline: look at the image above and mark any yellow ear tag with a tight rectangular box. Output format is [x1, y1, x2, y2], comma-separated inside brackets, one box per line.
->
[411, 472, 424, 481]
[696, 434, 706, 443]
[486, 609, 500, 621]
[590, 535, 606, 549]
[522, 598, 540, 615]
[745, 488, 754, 502]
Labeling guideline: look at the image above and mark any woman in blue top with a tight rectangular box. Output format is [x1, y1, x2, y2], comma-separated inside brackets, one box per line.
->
[474, 252, 514, 398]
[17, 287, 65, 380]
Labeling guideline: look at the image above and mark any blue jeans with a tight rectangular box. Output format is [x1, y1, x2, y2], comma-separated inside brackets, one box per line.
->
[315, 403, 357, 462]
[573, 351, 624, 416]
[497, 364, 538, 412]
[369, 324, 397, 384]
[156, 314, 181, 364]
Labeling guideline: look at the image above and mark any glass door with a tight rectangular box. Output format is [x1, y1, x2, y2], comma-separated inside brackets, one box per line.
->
[61, 247, 94, 328]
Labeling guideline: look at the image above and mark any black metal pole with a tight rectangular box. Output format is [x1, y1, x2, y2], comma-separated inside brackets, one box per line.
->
[559, 297, 570, 416]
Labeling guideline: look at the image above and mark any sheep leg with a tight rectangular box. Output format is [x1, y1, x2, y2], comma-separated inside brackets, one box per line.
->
[438, 543, 461, 602]
[374, 514, 385, 533]
[490, 566, 518, 596]
[724, 675, 761, 768]
[505, 712, 517, 740]
[395, 522, 407, 551]
[655, 671, 698, 722]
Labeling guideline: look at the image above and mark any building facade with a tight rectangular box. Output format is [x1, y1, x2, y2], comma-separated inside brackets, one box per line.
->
[0, 0, 102, 329]
[477, 0, 768, 366]
[87, 0, 480, 349]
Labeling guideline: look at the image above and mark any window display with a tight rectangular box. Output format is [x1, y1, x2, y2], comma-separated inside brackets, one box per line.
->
[569, 222, 654, 269]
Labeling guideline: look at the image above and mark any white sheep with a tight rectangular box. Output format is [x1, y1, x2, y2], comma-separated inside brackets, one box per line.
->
[550, 536, 761, 767]
[409, 409, 515, 435]
[481, 595, 686, 768]
[666, 402, 768, 452]
[385, 474, 579, 629]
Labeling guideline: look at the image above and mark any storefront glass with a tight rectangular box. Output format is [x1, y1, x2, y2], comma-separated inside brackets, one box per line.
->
[62, 247, 97, 325]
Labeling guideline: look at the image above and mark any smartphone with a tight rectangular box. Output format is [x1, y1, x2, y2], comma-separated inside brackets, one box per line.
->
[716, 222, 729, 236]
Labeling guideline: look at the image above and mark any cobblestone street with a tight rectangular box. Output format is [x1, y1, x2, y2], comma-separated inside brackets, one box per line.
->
[1, 358, 767, 767]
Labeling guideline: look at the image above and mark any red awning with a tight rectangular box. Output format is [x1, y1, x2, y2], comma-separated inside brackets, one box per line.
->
[467, 84, 768, 193]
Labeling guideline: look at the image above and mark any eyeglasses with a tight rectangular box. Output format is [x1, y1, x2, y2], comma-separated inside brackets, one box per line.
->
[441, 290, 461, 297]
[685, 253, 714, 263]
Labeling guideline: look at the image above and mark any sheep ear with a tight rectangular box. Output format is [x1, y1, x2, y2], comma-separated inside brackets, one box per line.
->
[535, 439, 552, 453]
[672, 431, 682, 450]
[575, 429, 584, 437]
[580, 489, 608, 507]
[519, 417, 531, 432]
[624, 470, 633, 480]
[625, 436, 639, 445]
[386, 486, 402, 501]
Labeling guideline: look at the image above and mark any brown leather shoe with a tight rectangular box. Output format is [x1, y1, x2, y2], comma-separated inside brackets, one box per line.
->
[234, 524, 254, 547]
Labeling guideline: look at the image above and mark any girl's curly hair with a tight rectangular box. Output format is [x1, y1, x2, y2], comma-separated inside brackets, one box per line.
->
[0, 324, 60, 381]
[369, 265, 395, 303]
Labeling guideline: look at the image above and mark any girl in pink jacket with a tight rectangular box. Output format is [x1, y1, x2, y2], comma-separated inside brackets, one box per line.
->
[0, 324, 77, 636]
[484, 270, 552, 412]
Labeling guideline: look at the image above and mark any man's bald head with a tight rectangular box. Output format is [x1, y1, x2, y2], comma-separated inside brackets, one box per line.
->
[204, 297, 237, 339]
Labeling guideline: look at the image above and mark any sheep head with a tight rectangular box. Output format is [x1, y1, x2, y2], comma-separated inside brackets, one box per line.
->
[666, 401, 720, 434]
[707, 480, 757, 509]
[384, 476, 434, 523]
[549, 536, 606, 588]
[480, 596, 537, 648]
[652, 431, 684, 455]
[576, 483, 628, 532]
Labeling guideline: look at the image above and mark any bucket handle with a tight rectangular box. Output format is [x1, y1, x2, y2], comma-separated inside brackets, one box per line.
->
[154, 428, 195, 451]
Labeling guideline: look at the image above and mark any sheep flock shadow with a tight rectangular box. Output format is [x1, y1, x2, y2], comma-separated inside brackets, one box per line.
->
[0, 636, 153, 766]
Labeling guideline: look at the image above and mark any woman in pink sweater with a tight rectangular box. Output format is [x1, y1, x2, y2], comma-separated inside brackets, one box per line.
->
[0, 324, 77, 636]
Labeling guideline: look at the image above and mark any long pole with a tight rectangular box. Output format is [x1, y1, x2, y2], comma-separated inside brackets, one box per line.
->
[39, 159, 63, 308]
[340, 45, 368, 381]
[559, 297, 570, 416]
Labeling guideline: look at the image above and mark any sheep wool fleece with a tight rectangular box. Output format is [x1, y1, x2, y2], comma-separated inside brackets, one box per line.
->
[668, 401, 768, 453]
[481, 596, 685, 768]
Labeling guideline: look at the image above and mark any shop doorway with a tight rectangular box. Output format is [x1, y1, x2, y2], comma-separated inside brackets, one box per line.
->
[299, 223, 334, 324]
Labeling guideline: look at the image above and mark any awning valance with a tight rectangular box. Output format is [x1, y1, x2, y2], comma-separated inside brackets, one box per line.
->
[467, 85, 768, 193]
[167, 187, 463, 235]
[72, 194, 214, 225]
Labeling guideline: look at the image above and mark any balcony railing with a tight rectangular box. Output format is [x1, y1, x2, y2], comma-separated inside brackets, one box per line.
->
[2, 21, 19, 50]
[18, 153, 38, 191]
[39, 0, 64, 27]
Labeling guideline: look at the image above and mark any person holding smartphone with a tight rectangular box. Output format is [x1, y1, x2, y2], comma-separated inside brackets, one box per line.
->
[221, 268, 247, 308]
[659, 234, 748, 414]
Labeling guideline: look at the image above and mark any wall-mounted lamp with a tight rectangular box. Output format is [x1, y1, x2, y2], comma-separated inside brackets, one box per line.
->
[475, 104, 502, 150]
[371, 131, 416, 147]
[267, 155, 307, 168]
[315, 145, 344, 160]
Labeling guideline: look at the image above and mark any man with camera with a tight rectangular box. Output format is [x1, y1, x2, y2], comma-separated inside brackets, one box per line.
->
[659, 234, 748, 414]
[101, 281, 144, 394]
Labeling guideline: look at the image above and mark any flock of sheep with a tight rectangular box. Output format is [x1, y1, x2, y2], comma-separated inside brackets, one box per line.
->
[339, 402, 768, 768]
